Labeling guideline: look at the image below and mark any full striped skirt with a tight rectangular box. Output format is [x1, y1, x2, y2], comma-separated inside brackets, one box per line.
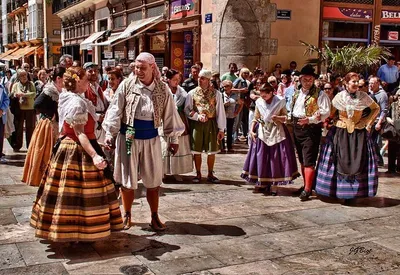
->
[30, 138, 123, 242]
[22, 118, 57, 186]
[315, 127, 378, 199]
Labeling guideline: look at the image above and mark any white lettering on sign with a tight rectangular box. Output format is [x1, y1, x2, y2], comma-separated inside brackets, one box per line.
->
[173, 3, 193, 14]
[382, 11, 400, 19]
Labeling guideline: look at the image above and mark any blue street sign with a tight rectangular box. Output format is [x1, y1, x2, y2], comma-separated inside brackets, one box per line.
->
[205, 13, 212, 24]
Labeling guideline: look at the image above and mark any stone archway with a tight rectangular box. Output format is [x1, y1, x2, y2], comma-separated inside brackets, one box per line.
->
[212, 0, 277, 72]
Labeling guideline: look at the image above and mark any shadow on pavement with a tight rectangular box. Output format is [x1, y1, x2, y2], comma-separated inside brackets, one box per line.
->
[318, 195, 400, 208]
[137, 221, 246, 237]
[41, 232, 181, 264]
[131, 239, 180, 261]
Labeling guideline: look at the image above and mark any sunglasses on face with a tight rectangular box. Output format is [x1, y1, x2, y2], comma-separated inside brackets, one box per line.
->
[269, 81, 276, 84]
[324, 87, 332, 90]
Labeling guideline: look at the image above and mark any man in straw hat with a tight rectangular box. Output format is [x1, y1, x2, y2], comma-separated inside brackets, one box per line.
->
[103, 52, 185, 231]
[290, 65, 331, 201]
[184, 69, 226, 183]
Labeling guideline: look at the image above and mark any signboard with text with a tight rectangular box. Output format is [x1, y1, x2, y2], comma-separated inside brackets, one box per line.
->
[150, 35, 166, 51]
[388, 31, 399, 40]
[277, 10, 291, 20]
[52, 45, 61, 54]
[323, 7, 373, 21]
[381, 10, 400, 23]
[323, 7, 400, 23]
[183, 31, 193, 78]
[104, 51, 113, 59]
[170, 0, 195, 20]
[205, 13, 212, 23]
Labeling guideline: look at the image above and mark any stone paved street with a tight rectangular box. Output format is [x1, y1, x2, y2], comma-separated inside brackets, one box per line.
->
[0, 141, 400, 275]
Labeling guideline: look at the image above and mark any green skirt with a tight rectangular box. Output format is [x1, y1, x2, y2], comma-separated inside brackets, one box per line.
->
[190, 118, 220, 154]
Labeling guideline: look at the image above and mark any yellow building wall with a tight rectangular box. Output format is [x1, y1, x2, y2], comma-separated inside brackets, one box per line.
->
[200, 0, 214, 71]
[269, 0, 320, 72]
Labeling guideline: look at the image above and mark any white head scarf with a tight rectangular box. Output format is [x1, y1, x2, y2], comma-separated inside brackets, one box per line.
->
[135, 52, 161, 80]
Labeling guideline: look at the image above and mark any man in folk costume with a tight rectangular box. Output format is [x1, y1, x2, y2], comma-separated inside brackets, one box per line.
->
[290, 65, 331, 201]
[103, 52, 185, 231]
[184, 69, 226, 183]
[84, 62, 108, 145]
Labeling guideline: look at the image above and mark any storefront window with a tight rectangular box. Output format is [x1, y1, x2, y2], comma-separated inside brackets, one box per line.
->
[98, 19, 108, 32]
[383, 0, 400, 6]
[322, 21, 370, 46]
[380, 24, 400, 44]
[326, 21, 369, 39]
[114, 16, 124, 28]
[128, 11, 142, 23]
[147, 5, 164, 18]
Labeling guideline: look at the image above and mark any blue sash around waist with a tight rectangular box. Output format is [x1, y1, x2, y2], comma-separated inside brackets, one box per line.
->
[120, 119, 158, 140]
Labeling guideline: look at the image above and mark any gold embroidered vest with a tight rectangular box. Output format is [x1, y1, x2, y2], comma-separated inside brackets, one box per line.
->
[291, 85, 320, 117]
[192, 87, 217, 118]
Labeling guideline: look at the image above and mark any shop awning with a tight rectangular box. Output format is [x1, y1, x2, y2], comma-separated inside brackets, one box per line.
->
[0, 48, 19, 60]
[80, 31, 106, 50]
[22, 46, 39, 57]
[9, 46, 38, 60]
[92, 32, 123, 47]
[8, 46, 31, 60]
[118, 15, 163, 40]
[92, 15, 164, 47]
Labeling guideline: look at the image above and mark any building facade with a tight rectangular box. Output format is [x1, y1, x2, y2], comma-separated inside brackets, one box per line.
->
[201, 0, 321, 74]
[54, 0, 201, 77]
[0, 0, 61, 68]
[321, 0, 400, 59]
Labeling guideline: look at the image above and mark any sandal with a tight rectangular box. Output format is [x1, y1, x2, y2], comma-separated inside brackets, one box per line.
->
[192, 172, 201, 183]
[149, 213, 166, 232]
[207, 171, 220, 183]
[123, 211, 131, 230]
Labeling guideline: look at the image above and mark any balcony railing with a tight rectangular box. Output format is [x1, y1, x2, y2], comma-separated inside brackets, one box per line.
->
[19, 30, 25, 42]
[7, 33, 14, 44]
[52, 0, 83, 14]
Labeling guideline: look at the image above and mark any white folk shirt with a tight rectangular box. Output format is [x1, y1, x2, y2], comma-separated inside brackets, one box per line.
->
[134, 81, 155, 121]
[292, 88, 331, 124]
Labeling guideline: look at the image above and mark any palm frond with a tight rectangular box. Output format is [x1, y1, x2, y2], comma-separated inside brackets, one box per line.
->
[300, 41, 389, 75]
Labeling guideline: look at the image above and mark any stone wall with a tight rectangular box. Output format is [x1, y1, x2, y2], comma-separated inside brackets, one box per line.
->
[201, 0, 277, 73]
[201, 0, 320, 74]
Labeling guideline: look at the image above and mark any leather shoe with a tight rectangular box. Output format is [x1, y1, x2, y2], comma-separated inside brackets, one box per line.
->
[299, 190, 311, 201]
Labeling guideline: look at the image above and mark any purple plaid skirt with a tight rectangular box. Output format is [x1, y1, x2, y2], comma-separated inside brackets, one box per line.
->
[241, 125, 300, 187]
[315, 126, 378, 199]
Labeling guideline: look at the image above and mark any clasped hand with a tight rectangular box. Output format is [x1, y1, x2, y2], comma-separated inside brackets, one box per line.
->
[198, 114, 209, 123]
[93, 154, 107, 170]
[168, 144, 179, 156]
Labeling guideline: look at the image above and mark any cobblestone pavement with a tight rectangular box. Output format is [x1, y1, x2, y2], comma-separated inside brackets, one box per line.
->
[0, 140, 400, 275]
